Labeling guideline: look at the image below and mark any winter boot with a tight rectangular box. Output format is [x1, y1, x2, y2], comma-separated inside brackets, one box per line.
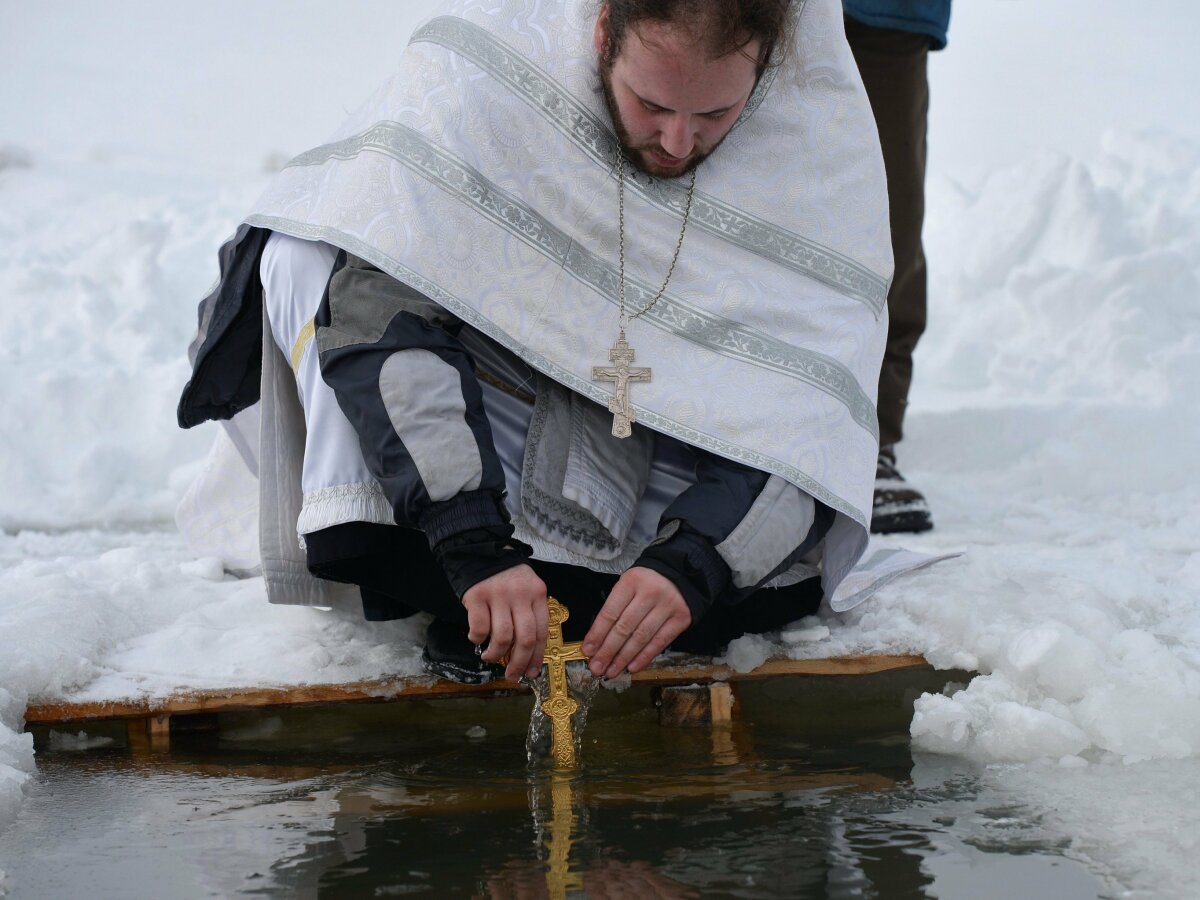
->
[421, 617, 505, 685]
[871, 446, 933, 534]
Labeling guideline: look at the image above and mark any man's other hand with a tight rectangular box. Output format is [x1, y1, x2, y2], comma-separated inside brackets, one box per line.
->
[583, 566, 692, 678]
[462, 564, 549, 681]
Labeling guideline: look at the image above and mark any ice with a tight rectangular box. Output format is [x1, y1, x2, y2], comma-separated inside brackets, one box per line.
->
[780, 620, 830, 644]
[721, 634, 774, 674]
[0, 689, 34, 834]
[46, 731, 116, 752]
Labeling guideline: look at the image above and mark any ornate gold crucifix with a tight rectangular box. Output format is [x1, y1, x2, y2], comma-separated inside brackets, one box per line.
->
[592, 330, 650, 439]
[541, 597, 589, 768]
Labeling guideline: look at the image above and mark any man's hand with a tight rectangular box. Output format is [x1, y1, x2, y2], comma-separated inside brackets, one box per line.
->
[583, 566, 692, 678]
[462, 564, 549, 681]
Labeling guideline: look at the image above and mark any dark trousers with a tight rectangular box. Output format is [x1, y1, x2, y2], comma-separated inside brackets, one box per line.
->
[845, 16, 931, 450]
[305, 522, 822, 655]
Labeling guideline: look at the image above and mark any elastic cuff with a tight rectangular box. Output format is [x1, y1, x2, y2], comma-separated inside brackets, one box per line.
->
[432, 524, 533, 599]
[418, 489, 511, 547]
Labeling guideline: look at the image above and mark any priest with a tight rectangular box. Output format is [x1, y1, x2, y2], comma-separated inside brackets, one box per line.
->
[178, 0, 892, 685]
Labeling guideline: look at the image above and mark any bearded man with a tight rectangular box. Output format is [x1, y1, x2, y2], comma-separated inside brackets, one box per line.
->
[178, 0, 892, 685]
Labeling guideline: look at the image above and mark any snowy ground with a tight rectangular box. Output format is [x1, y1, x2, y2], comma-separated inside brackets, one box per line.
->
[2, 1, 1199, 896]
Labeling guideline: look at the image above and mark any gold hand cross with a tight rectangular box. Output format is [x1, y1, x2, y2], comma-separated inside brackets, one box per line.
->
[541, 597, 589, 768]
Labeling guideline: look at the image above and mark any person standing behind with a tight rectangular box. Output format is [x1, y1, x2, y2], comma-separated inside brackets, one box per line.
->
[843, 0, 950, 534]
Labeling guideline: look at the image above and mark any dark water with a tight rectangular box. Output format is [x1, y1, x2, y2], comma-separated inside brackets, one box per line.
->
[3, 672, 1109, 898]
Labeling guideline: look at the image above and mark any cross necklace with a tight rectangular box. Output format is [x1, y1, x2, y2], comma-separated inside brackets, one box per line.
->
[592, 151, 696, 438]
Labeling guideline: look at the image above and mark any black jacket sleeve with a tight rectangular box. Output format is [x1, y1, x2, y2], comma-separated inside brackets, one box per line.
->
[635, 451, 832, 622]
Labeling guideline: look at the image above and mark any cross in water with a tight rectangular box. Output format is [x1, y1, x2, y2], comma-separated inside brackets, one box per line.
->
[592, 330, 651, 439]
[541, 597, 589, 768]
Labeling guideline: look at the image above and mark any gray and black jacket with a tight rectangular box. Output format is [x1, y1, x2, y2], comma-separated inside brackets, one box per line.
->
[179, 227, 831, 623]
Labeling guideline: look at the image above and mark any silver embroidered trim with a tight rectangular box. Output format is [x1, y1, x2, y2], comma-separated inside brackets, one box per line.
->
[514, 518, 645, 575]
[520, 388, 622, 556]
[246, 213, 869, 529]
[278, 124, 877, 437]
[283, 12, 885, 315]
[296, 481, 393, 535]
[407, 14, 885, 314]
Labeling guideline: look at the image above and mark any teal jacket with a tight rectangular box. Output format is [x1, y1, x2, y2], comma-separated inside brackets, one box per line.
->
[844, 0, 951, 50]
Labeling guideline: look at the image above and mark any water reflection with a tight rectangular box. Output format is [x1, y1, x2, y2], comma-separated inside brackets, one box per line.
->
[534, 772, 585, 899]
[5, 676, 1107, 898]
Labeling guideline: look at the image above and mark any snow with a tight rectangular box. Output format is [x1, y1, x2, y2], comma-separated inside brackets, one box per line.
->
[2, 1, 1199, 894]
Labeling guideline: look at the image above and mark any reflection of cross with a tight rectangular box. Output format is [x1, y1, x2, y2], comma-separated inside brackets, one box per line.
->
[542, 597, 589, 768]
[592, 330, 651, 439]
[543, 771, 583, 899]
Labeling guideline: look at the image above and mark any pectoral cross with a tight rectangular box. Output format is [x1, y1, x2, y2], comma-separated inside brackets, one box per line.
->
[541, 597, 589, 768]
[592, 330, 651, 439]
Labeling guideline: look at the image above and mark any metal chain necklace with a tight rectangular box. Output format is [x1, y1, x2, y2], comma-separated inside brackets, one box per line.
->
[592, 151, 697, 438]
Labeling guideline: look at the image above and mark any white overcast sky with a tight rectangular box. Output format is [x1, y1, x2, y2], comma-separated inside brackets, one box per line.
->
[2, 0, 1198, 180]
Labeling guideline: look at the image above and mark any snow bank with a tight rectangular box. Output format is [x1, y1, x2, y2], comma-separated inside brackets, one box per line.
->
[0, 529, 427, 703]
[0, 527, 427, 833]
[0, 688, 33, 836]
[0, 142, 430, 836]
[899, 131, 1200, 764]
[0, 152, 258, 531]
[921, 130, 1200, 412]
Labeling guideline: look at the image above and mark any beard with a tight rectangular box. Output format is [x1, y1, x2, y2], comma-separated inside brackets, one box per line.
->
[599, 63, 713, 180]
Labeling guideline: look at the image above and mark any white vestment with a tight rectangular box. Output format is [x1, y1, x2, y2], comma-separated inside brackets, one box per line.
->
[189, 0, 895, 608]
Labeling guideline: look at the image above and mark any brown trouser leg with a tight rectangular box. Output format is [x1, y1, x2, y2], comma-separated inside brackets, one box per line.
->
[845, 16, 930, 450]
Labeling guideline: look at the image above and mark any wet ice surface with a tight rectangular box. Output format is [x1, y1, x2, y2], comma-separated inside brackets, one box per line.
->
[1, 676, 1108, 899]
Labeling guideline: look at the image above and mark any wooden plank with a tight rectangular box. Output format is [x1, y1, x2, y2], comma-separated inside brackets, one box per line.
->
[24, 654, 929, 727]
[709, 683, 735, 725]
[629, 654, 929, 685]
[147, 714, 171, 752]
[24, 676, 526, 724]
[655, 685, 715, 727]
[126, 718, 150, 754]
[653, 682, 738, 728]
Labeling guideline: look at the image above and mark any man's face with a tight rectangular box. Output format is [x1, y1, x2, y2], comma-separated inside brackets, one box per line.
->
[596, 12, 761, 179]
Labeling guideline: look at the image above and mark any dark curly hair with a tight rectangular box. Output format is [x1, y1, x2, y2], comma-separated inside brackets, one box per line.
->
[599, 0, 791, 66]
